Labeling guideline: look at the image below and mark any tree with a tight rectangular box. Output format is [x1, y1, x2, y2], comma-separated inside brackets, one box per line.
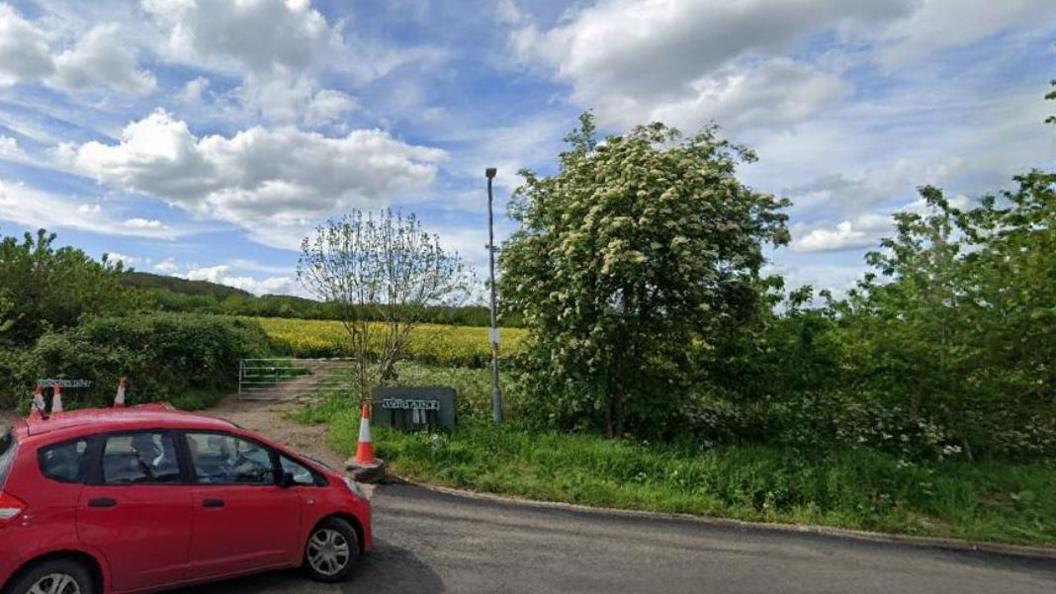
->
[0, 228, 131, 346]
[825, 83, 1056, 458]
[298, 210, 473, 401]
[500, 114, 790, 437]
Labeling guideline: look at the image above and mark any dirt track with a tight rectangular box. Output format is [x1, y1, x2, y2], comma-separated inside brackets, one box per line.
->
[206, 394, 347, 470]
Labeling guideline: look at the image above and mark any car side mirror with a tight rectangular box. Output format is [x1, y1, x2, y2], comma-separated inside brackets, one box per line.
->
[279, 471, 295, 488]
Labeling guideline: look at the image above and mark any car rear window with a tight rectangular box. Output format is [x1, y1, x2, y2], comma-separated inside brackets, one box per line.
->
[39, 438, 90, 483]
[0, 426, 15, 488]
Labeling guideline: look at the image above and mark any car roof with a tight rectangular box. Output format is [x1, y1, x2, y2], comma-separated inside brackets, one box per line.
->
[15, 404, 237, 442]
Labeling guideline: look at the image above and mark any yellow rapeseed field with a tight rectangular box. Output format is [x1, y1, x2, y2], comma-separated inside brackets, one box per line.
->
[251, 317, 526, 367]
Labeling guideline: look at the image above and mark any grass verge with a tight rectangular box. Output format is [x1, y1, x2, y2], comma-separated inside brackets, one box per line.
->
[295, 364, 1056, 548]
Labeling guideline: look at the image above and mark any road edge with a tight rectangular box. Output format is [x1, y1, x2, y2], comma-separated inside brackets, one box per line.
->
[385, 475, 1056, 562]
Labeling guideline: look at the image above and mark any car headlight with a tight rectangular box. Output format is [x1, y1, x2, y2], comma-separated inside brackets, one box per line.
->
[343, 476, 365, 499]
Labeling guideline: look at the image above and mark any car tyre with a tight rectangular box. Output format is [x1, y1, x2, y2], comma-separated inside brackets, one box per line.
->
[303, 517, 361, 583]
[7, 558, 94, 594]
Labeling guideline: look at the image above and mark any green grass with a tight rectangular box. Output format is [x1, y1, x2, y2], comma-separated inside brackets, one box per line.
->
[342, 422, 1056, 546]
[294, 362, 1056, 547]
[292, 362, 519, 424]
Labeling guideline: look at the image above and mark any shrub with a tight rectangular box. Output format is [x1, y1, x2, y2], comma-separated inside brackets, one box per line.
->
[8, 314, 270, 410]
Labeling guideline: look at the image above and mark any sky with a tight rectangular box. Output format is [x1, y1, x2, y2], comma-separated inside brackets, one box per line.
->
[0, 0, 1053, 300]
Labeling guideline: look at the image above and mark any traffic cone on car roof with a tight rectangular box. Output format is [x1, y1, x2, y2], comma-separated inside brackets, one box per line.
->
[51, 382, 63, 414]
[114, 377, 127, 408]
[29, 385, 46, 420]
[346, 401, 386, 483]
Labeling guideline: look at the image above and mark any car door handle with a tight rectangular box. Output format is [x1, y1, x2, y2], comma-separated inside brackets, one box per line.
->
[87, 497, 117, 508]
[202, 498, 225, 509]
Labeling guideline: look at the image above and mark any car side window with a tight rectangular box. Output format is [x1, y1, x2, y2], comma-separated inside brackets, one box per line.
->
[39, 438, 90, 483]
[102, 433, 181, 485]
[186, 433, 275, 485]
[280, 455, 318, 486]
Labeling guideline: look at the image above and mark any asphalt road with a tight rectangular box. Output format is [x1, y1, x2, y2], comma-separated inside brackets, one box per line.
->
[176, 483, 1056, 594]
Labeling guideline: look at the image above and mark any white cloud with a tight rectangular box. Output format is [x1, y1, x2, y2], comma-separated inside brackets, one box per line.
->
[146, 258, 301, 296]
[790, 193, 975, 253]
[0, 135, 20, 159]
[305, 89, 359, 127]
[644, 58, 849, 131]
[0, 6, 154, 95]
[509, 0, 1050, 132]
[123, 217, 165, 230]
[102, 251, 141, 265]
[0, 4, 54, 86]
[510, 0, 904, 130]
[66, 110, 447, 245]
[239, 69, 317, 123]
[143, 0, 341, 76]
[865, 0, 1055, 68]
[184, 264, 297, 296]
[765, 259, 868, 300]
[0, 178, 181, 239]
[177, 76, 211, 103]
[154, 258, 180, 274]
[792, 213, 893, 253]
[494, 0, 527, 26]
[50, 24, 156, 95]
[784, 157, 966, 215]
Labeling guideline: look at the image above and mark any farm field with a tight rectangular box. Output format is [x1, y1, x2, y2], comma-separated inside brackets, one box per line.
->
[251, 317, 527, 368]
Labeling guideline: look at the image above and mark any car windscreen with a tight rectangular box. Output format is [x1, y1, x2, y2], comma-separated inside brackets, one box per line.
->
[0, 426, 14, 489]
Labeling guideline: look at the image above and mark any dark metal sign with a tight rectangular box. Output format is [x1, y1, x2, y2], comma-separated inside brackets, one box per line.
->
[372, 387, 456, 430]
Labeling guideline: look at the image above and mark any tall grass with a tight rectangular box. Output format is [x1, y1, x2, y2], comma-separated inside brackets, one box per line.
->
[294, 362, 1056, 547]
[326, 419, 1056, 546]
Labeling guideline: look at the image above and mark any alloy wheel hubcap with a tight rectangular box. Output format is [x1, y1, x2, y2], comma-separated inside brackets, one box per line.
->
[308, 528, 351, 576]
[27, 573, 80, 594]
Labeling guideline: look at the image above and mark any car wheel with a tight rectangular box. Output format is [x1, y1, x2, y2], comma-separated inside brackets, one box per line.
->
[303, 517, 361, 582]
[7, 558, 93, 594]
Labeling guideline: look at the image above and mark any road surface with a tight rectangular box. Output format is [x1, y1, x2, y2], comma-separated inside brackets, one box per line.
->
[176, 483, 1056, 594]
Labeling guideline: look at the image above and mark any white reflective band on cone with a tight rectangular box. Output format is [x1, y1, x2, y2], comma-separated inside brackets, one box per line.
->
[358, 417, 372, 442]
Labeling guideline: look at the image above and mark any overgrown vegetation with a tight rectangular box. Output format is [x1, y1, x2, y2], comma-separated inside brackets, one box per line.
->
[494, 90, 1056, 461]
[0, 231, 272, 410]
[1, 313, 269, 411]
[325, 420, 1056, 546]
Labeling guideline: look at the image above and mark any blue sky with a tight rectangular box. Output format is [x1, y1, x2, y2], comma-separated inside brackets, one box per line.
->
[0, 0, 1053, 299]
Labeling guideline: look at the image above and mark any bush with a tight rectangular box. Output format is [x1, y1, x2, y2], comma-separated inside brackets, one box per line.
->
[6, 314, 271, 410]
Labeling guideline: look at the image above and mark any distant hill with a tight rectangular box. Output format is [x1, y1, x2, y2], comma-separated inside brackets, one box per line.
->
[120, 271, 253, 299]
[119, 271, 507, 326]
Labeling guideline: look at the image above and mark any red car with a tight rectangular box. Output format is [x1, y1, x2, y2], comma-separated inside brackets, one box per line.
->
[0, 404, 372, 594]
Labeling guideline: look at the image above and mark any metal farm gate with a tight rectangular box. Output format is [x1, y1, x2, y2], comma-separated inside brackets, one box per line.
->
[237, 358, 361, 401]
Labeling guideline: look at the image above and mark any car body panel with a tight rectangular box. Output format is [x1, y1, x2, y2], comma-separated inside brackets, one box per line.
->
[77, 485, 194, 591]
[0, 405, 372, 594]
[188, 484, 302, 578]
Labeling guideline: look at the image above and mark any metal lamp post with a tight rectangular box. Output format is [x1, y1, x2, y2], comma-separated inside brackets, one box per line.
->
[485, 167, 504, 424]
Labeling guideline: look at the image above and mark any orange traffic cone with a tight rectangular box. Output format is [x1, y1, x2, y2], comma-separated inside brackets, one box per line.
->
[29, 385, 45, 420]
[354, 402, 375, 464]
[114, 377, 127, 407]
[51, 382, 63, 413]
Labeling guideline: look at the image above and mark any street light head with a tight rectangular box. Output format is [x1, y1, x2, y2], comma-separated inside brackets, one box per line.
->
[485, 167, 497, 179]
